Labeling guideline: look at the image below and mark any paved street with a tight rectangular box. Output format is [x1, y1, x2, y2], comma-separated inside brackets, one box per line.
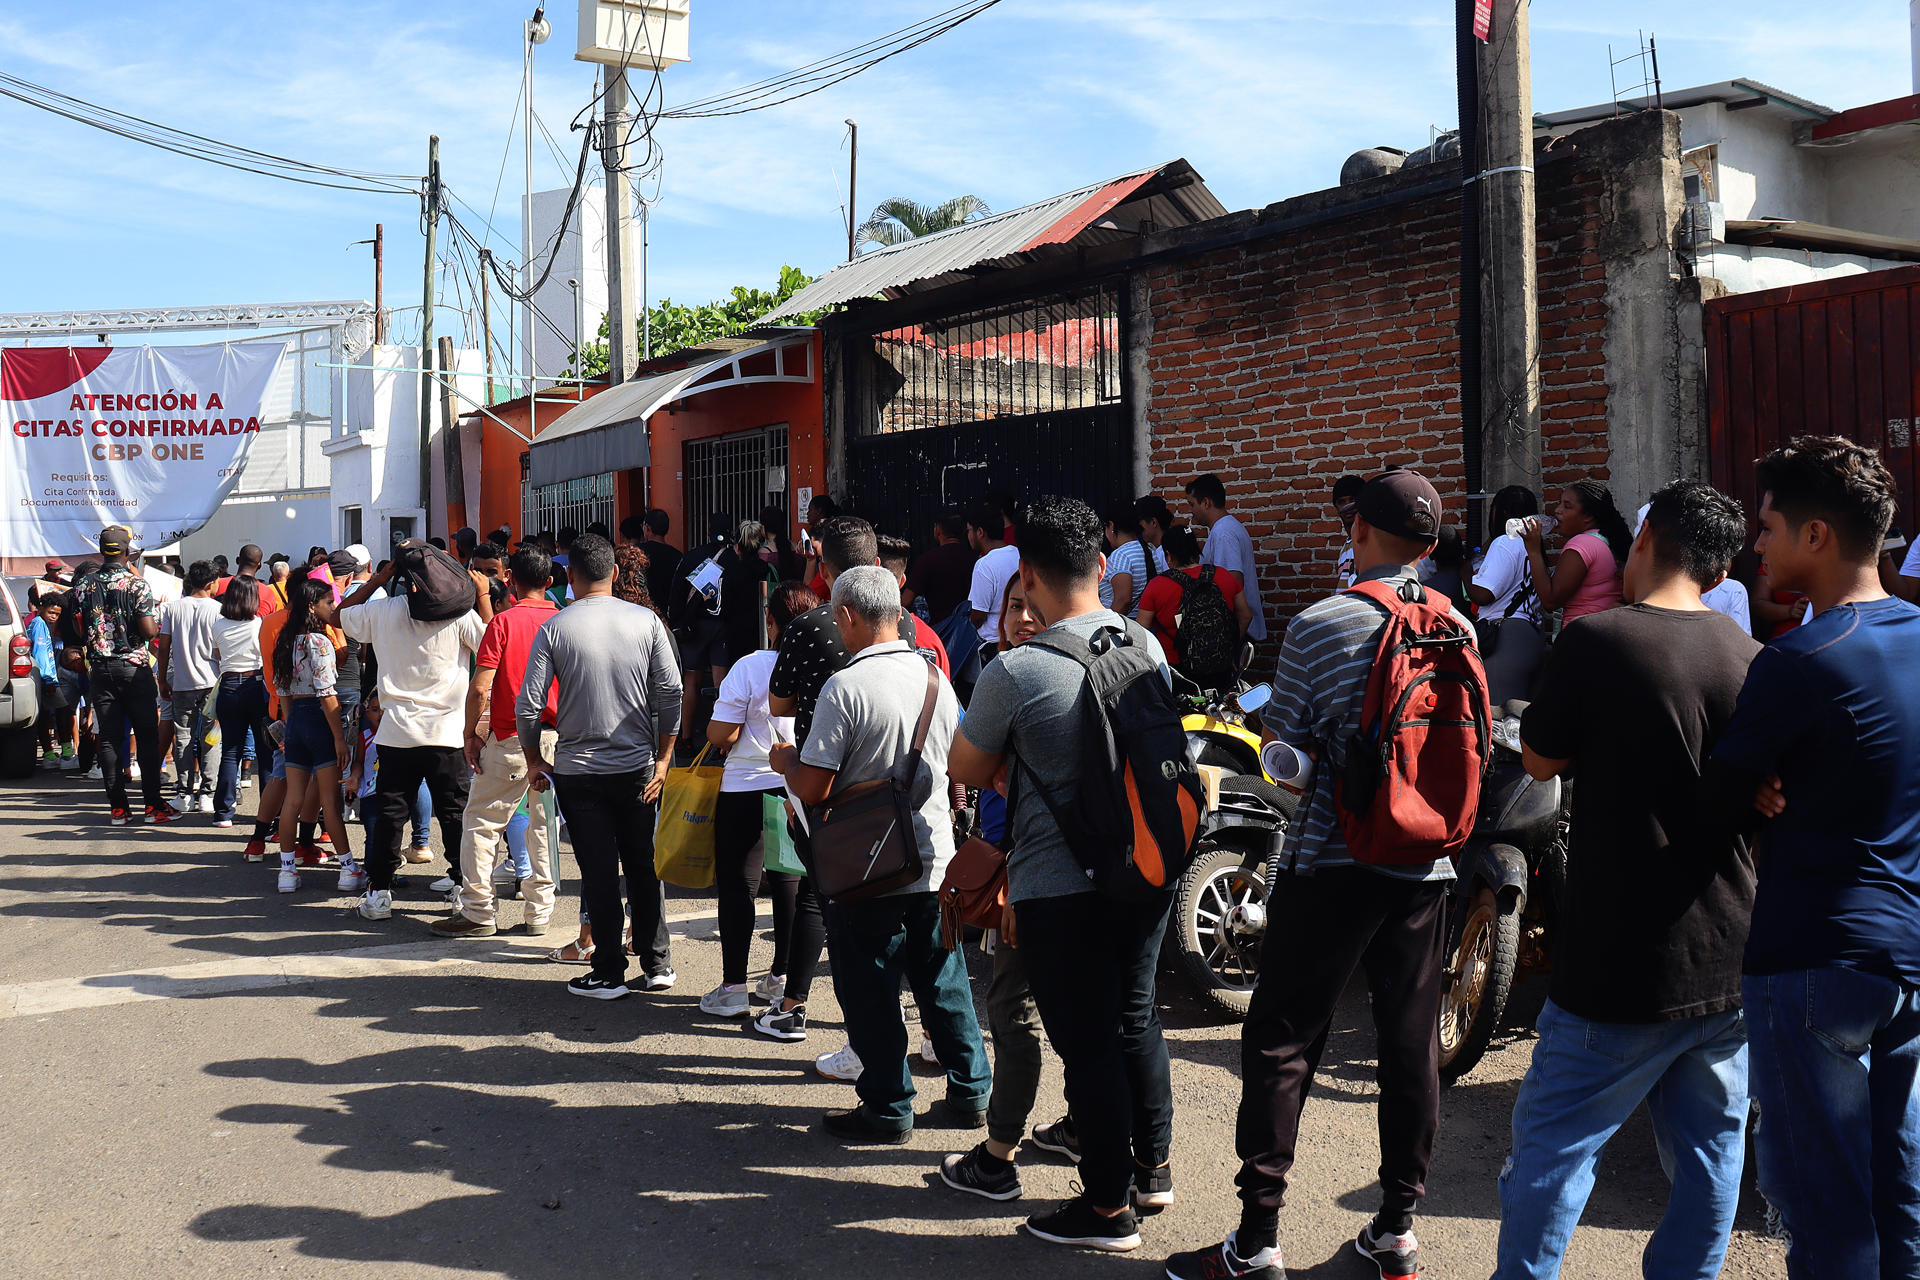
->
[1, 771, 1786, 1280]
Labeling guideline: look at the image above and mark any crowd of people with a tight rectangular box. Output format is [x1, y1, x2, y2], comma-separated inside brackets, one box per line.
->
[21, 440, 1919, 1279]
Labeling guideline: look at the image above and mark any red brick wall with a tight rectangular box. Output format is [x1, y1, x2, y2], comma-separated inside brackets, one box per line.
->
[1143, 151, 1614, 633]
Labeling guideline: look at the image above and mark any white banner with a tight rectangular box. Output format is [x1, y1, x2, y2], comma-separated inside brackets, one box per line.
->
[2, 341, 290, 556]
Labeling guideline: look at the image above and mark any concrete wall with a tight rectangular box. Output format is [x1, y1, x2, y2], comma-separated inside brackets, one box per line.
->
[178, 491, 332, 566]
[1678, 104, 1831, 223]
[522, 187, 609, 386]
[1823, 133, 1920, 239]
[324, 344, 482, 552]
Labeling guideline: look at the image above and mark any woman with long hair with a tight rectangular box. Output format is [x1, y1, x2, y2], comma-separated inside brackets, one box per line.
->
[1522, 478, 1630, 625]
[211, 575, 278, 832]
[269, 577, 357, 894]
[698, 579, 817, 1018]
[760, 504, 804, 583]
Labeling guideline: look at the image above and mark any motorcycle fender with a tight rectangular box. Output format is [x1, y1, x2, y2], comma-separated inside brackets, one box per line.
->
[1460, 841, 1529, 911]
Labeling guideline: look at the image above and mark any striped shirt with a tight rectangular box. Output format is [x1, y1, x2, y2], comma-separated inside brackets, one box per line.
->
[1266, 564, 1466, 881]
[1098, 539, 1167, 615]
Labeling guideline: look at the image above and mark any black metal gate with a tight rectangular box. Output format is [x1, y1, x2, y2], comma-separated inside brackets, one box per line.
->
[835, 279, 1131, 545]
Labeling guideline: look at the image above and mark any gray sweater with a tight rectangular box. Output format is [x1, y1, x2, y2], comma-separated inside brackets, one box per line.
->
[516, 594, 683, 775]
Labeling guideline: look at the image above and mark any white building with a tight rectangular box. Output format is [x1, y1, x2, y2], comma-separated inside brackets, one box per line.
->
[521, 186, 609, 385]
[322, 344, 483, 553]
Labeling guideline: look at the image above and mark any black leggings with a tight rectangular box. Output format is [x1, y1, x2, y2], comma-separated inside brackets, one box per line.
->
[714, 787, 800, 984]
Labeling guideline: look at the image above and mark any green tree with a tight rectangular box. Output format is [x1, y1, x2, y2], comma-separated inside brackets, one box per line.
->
[564, 264, 822, 380]
[854, 195, 992, 252]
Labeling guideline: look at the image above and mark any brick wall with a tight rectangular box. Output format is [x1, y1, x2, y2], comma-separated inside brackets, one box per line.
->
[1142, 143, 1620, 632]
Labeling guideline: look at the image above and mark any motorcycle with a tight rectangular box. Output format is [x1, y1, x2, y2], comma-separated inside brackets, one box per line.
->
[1167, 683, 1297, 1018]
[1177, 642, 1270, 783]
[1437, 699, 1570, 1082]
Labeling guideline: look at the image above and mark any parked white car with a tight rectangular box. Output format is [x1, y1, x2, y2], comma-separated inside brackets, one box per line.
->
[0, 580, 44, 777]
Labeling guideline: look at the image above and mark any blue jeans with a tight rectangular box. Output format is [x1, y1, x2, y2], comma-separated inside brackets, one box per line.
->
[214, 674, 276, 822]
[503, 807, 532, 879]
[1744, 968, 1920, 1280]
[1493, 999, 1749, 1279]
[824, 892, 992, 1129]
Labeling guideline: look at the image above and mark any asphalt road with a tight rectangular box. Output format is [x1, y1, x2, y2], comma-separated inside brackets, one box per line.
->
[0, 770, 1786, 1279]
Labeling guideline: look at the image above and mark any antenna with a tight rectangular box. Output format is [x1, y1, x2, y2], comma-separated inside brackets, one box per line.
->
[1608, 31, 1663, 111]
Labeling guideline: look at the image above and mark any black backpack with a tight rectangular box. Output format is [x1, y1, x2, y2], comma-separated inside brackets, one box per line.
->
[1018, 622, 1205, 900]
[1173, 569, 1237, 683]
[394, 539, 474, 622]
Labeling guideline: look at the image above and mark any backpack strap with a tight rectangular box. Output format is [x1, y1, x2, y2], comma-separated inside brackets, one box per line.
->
[1344, 575, 1430, 611]
[897, 658, 940, 793]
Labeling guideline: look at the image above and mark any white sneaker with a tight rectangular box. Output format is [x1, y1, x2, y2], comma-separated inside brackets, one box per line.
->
[919, 1033, 941, 1067]
[643, 969, 678, 992]
[755, 972, 787, 1005]
[197, 793, 214, 814]
[276, 869, 300, 893]
[358, 889, 393, 920]
[337, 867, 368, 893]
[84, 765, 104, 781]
[699, 984, 750, 1017]
[429, 875, 457, 893]
[815, 1042, 864, 1082]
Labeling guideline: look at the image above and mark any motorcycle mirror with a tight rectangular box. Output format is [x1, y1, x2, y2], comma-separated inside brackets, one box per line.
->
[1235, 684, 1272, 714]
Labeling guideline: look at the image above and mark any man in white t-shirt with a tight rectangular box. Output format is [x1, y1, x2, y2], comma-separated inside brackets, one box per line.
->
[1888, 528, 1920, 603]
[155, 560, 225, 806]
[325, 547, 491, 921]
[1186, 472, 1267, 642]
[966, 504, 1022, 645]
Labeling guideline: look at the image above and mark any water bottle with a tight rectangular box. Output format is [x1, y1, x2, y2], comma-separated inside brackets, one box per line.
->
[1505, 515, 1557, 539]
[1260, 740, 1313, 786]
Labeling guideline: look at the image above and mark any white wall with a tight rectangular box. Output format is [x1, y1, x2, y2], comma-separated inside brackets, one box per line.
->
[325, 344, 483, 552]
[1823, 134, 1920, 240]
[1696, 243, 1915, 292]
[521, 186, 609, 386]
[1677, 103, 1831, 223]
[179, 492, 332, 567]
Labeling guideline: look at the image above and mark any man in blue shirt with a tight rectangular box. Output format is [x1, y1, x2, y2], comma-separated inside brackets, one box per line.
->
[1710, 435, 1920, 1279]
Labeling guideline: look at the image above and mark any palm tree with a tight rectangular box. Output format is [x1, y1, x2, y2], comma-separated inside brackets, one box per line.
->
[855, 195, 992, 252]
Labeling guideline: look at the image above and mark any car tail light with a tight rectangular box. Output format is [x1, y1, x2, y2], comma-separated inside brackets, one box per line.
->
[8, 634, 29, 679]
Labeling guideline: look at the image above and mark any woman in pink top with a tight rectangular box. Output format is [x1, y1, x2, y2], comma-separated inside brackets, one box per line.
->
[1521, 479, 1632, 625]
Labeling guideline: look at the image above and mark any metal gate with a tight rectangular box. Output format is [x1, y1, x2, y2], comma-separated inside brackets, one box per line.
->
[835, 280, 1131, 544]
[684, 424, 790, 537]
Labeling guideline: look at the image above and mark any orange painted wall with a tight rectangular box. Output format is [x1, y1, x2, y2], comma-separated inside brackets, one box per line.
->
[450, 385, 605, 542]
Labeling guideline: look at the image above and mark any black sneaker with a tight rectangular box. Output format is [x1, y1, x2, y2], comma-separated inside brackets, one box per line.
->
[1132, 1161, 1175, 1214]
[1354, 1223, 1420, 1279]
[939, 1143, 1023, 1201]
[1030, 1115, 1080, 1160]
[923, 1098, 988, 1129]
[752, 1004, 808, 1042]
[822, 1107, 912, 1146]
[566, 974, 630, 1000]
[1164, 1233, 1286, 1280]
[1024, 1191, 1141, 1253]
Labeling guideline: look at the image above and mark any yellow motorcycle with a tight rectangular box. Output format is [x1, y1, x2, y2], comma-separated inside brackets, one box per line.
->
[1174, 643, 1271, 782]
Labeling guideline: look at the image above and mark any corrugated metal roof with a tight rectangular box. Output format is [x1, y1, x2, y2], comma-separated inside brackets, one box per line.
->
[764, 159, 1224, 320]
[1536, 79, 1834, 129]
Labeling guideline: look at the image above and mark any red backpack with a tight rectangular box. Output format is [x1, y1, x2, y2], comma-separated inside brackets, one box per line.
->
[1335, 578, 1492, 865]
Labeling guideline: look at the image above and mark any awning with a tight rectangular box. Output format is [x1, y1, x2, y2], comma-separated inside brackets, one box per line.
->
[527, 331, 810, 488]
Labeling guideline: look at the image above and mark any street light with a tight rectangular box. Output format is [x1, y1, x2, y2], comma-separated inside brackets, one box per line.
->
[527, 4, 550, 44]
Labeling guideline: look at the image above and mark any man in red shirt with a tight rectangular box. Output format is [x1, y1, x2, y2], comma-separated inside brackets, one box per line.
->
[215, 543, 281, 618]
[879, 535, 951, 678]
[1136, 526, 1252, 682]
[433, 546, 561, 938]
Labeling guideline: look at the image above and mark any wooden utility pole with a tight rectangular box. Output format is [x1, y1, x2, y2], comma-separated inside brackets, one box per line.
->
[373, 223, 386, 342]
[1454, 0, 1484, 526]
[479, 247, 496, 401]
[846, 119, 858, 261]
[1478, 0, 1542, 496]
[419, 135, 440, 525]
[438, 335, 463, 528]
[603, 72, 639, 384]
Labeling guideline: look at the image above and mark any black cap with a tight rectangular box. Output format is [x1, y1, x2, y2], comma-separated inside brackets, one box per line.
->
[98, 525, 134, 555]
[1355, 469, 1442, 542]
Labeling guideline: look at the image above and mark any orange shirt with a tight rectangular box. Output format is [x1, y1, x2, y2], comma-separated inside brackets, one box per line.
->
[261, 610, 345, 718]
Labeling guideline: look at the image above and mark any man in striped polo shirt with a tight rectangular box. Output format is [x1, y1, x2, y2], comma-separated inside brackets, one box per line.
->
[1168, 468, 1466, 1280]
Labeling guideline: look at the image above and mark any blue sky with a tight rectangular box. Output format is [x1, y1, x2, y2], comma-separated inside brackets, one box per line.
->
[0, 1, 1911, 356]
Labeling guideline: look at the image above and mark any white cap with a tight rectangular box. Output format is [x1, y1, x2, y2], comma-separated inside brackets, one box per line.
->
[345, 543, 373, 567]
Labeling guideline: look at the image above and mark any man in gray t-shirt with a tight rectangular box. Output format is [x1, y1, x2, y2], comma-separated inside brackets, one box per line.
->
[773, 566, 988, 1144]
[518, 535, 683, 1000]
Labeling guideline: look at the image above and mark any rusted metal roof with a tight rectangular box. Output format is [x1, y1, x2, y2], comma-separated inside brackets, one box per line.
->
[764, 159, 1224, 320]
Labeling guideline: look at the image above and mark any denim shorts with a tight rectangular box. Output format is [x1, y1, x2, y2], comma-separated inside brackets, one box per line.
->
[280, 698, 338, 771]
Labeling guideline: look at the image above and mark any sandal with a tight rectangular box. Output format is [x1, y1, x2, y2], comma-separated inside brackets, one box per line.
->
[546, 940, 594, 964]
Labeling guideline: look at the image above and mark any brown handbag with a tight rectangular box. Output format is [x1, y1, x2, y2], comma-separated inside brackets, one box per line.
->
[807, 659, 941, 904]
[939, 833, 1012, 950]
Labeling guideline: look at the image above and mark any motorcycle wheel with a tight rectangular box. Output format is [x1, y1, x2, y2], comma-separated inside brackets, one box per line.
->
[1438, 884, 1520, 1083]
[1172, 843, 1269, 1020]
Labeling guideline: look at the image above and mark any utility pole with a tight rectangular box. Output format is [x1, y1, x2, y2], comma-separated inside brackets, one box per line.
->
[373, 223, 386, 342]
[846, 119, 858, 261]
[479, 247, 495, 401]
[419, 134, 440, 527]
[603, 71, 639, 384]
[1477, 0, 1542, 497]
[642, 199, 651, 360]
[438, 334, 463, 527]
[1454, 0, 1484, 534]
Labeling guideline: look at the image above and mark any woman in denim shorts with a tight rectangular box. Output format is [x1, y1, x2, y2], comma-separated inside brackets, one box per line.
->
[268, 577, 359, 895]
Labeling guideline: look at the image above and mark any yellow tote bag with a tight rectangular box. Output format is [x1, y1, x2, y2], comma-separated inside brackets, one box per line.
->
[654, 745, 723, 889]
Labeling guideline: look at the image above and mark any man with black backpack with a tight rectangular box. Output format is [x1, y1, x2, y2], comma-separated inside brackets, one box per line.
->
[952, 495, 1203, 1254]
[1136, 525, 1251, 692]
[1167, 469, 1485, 1280]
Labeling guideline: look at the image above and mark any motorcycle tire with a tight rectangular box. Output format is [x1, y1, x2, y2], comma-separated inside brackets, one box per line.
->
[1172, 843, 1270, 1021]
[1438, 884, 1520, 1084]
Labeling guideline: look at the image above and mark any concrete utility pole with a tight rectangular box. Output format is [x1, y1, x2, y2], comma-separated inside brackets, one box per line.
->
[1476, 0, 1542, 497]
[419, 135, 441, 526]
[603, 72, 640, 384]
[373, 223, 386, 342]
[479, 247, 496, 399]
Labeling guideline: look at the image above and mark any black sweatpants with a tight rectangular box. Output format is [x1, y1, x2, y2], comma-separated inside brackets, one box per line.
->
[91, 657, 165, 812]
[367, 744, 469, 891]
[713, 787, 799, 985]
[1235, 865, 1448, 1237]
[553, 770, 671, 984]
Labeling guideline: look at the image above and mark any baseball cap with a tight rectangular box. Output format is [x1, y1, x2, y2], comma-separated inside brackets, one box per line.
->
[43, 558, 64, 573]
[98, 525, 135, 555]
[344, 543, 373, 567]
[1355, 469, 1443, 542]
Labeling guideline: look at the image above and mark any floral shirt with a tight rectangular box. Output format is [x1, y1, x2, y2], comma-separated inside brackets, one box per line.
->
[276, 632, 339, 699]
[70, 564, 157, 666]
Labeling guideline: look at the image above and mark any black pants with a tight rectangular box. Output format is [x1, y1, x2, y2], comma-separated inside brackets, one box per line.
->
[553, 770, 671, 984]
[367, 744, 469, 891]
[1236, 866, 1448, 1233]
[91, 658, 164, 812]
[713, 787, 799, 985]
[1015, 890, 1177, 1210]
